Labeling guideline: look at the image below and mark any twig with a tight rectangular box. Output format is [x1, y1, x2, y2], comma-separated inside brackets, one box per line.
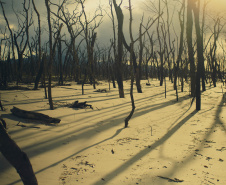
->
[158, 176, 184, 182]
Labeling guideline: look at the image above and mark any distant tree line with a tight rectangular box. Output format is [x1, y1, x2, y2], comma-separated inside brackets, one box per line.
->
[0, 0, 225, 110]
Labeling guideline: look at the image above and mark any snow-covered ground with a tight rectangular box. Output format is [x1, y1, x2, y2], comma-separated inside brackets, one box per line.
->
[0, 79, 226, 185]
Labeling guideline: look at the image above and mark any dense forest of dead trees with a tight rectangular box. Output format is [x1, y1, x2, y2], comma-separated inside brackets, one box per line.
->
[0, 0, 225, 110]
[0, 0, 226, 183]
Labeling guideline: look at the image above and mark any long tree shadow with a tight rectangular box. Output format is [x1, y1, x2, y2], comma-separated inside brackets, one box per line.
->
[8, 94, 191, 155]
[2, 90, 192, 157]
[155, 93, 226, 184]
[3, 89, 186, 141]
[0, 94, 192, 185]
[92, 110, 197, 185]
[0, 87, 192, 184]
[7, 127, 125, 185]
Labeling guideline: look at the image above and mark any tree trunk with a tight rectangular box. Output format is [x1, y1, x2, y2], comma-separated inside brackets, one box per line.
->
[192, 0, 204, 110]
[113, 0, 125, 98]
[32, 0, 42, 90]
[159, 53, 164, 86]
[174, 0, 185, 96]
[45, 0, 54, 110]
[0, 2, 16, 81]
[58, 37, 63, 86]
[0, 118, 38, 185]
[125, 1, 136, 128]
[186, 0, 196, 97]
[34, 56, 44, 90]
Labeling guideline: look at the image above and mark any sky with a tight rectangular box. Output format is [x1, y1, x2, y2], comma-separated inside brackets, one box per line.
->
[0, 0, 225, 57]
[0, 0, 150, 52]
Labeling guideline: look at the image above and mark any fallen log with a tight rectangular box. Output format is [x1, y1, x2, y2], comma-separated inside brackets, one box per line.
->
[10, 106, 61, 124]
[0, 118, 38, 185]
[70, 101, 93, 109]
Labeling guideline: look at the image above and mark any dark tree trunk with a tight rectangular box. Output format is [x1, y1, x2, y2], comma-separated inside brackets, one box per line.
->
[192, 0, 204, 110]
[16, 53, 23, 85]
[32, 0, 42, 90]
[0, 2, 16, 81]
[212, 59, 217, 87]
[159, 54, 164, 86]
[125, 1, 136, 127]
[82, 68, 87, 95]
[110, 62, 116, 88]
[174, 0, 185, 96]
[137, 21, 144, 93]
[125, 71, 135, 128]
[58, 37, 63, 86]
[0, 118, 38, 185]
[186, 0, 196, 97]
[0, 100, 3, 111]
[45, 0, 54, 110]
[193, 1, 204, 109]
[34, 56, 44, 90]
[0, 61, 8, 88]
[113, 0, 125, 98]
[181, 60, 184, 92]
[42, 54, 48, 99]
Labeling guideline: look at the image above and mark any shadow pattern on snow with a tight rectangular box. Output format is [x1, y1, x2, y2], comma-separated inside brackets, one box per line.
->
[0, 86, 192, 184]
[92, 110, 198, 185]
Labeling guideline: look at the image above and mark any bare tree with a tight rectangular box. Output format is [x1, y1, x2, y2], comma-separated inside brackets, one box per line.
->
[108, 1, 117, 89]
[112, 0, 125, 98]
[57, 30, 63, 86]
[143, 31, 153, 81]
[113, 3, 143, 93]
[174, 0, 185, 101]
[32, 0, 42, 90]
[107, 42, 116, 88]
[79, 0, 103, 89]
[125, 0, 135, 128]
[51, 15, 64, 86]
[50, 0, 84, 82]
[0, 1, 16, 80]
[192, 0, 205, 110]
[0, 27, 9, 88]
[45, 0, 54, 110]
[163, 0, 176, 83]
[207, 17, 225, 87]
[13, 0, 31, 85]
[156, 0, 165, 87]
[124, 0, 160, 126]
[186, 0, 196, 97]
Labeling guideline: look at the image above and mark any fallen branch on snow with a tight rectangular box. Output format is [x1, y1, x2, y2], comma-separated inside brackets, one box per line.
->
[94, 89, 107, 93]
[10, 106, 61, 124]
[158, 176, 184, 182]
[69, 101, 93, 109]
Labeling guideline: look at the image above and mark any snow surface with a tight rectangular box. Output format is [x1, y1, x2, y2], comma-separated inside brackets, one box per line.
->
[0, 79, 226, 185]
